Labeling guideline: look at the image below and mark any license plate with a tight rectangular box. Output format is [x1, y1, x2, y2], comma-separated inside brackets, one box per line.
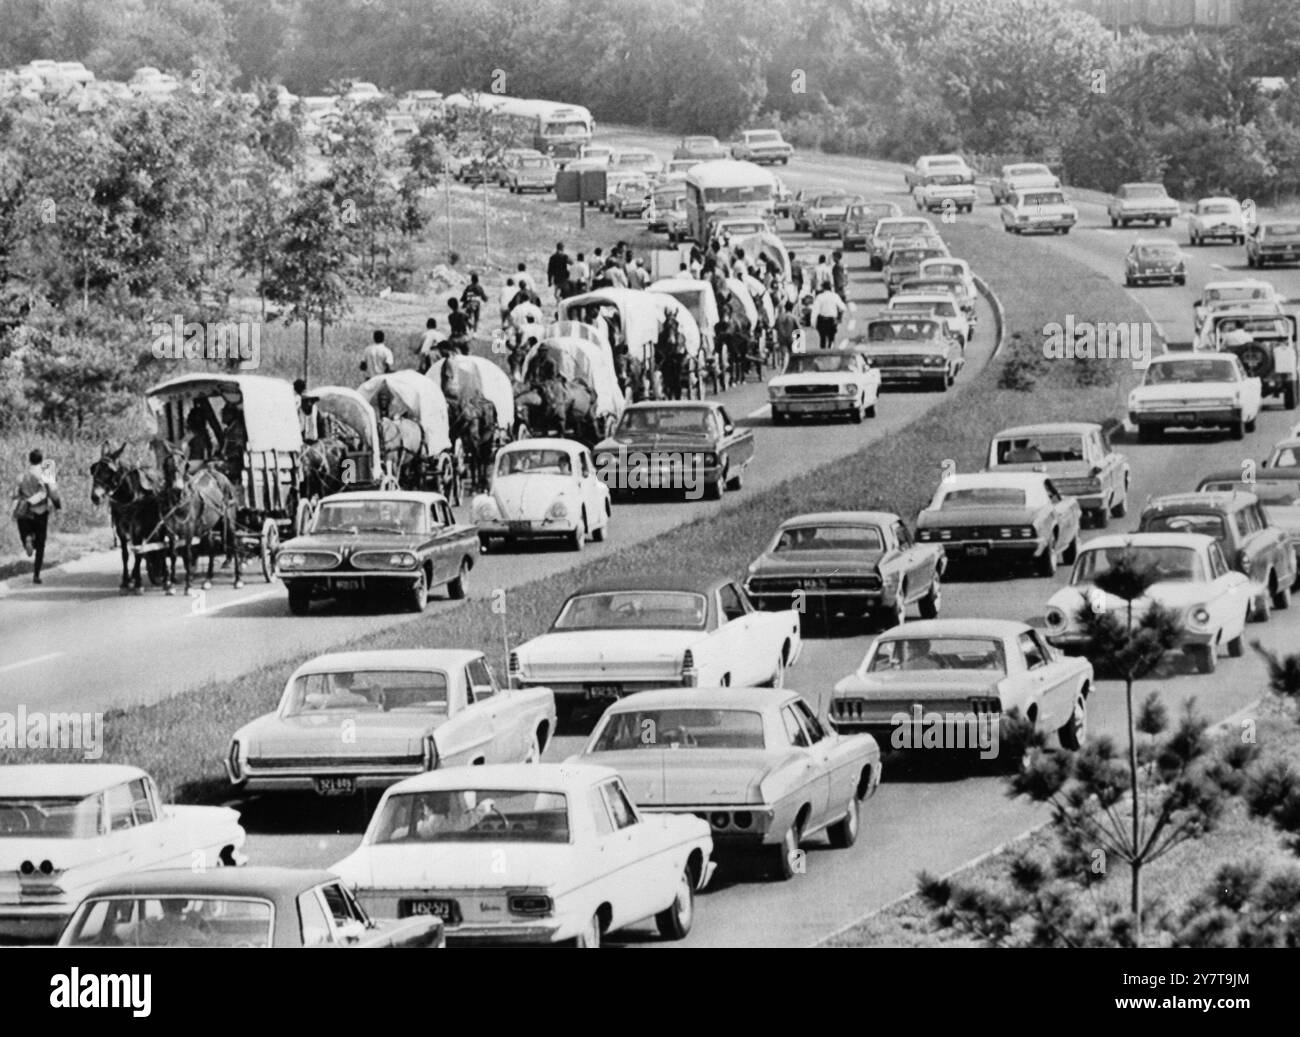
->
[333, 578, 362, 591]
[966, 546, 989, 557]
[798, 401, 838, 412]
[400, 898, 461, 924]
[586, 684, 622, 699]
[803, 579, 828, 589]
[315, 776, 356, 796]
[1175, 412, 1197, 424]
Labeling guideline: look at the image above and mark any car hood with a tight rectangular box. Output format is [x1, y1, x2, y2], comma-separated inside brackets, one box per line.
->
[491, 474, 573, 520]
[516, 629, 700, 664]
[1049, 581, 1218, 618]
[583, 748, 796, 806]
[769, 372, 866, 389]
[750, 549, 881, 576]
[283, 532, 427, 552]
[333, 842, 583, 893]
[917, 507, 1035, 527]
[833, 669, 1002, 699]
[238, 711, 439, 757]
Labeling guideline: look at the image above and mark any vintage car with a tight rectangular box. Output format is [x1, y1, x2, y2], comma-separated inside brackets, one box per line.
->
[592, 401, 753, 501]
[1108, 182, 1180, 227]
[792, 192, 862, 237]
[225, 650, 557, 795]
[472, 438, 612, 551]
[986, 422, 1131, 527]
[331, 763, 714, 946]
[913, 172, 977, 214]
[673, 135, 728, 161]
[0, 764, 246, 942]
[1124, 238, 1187, 286]
[1044, 533, 1251, 674]
[57, 867, 444, 948]
[766, 349, 881, 424]
[491, 147, 543, 186]
[1187, 197, 1246, 246]
[904, 154, 974, 190]
[712, 215, 772, 239]
[916, 472, 1083, 576]
[578, 143, 614, 165]
[854, 315, 963, 390]
[1246, 220, 1300, 267]
[1194, 310, 1298, 408]
[918, 257, 978, 313]
[508, 576, 802, 718]
[277, 491, 477, 614]
[647, 180, 688, 235]
[506, 154, 557, 193]
[869, 216, 939, 271]
[841, 201, 903, 251]
[729, 128, 793, 165]
[577, 688, 881, 880]
[831, 619, 1093, 752]
[1192, 280, 1281, 331]
[990, 162, 1060, 204]
[664, 159, 698, 177]
[898, 275, 978, 318]
[887, 291, 970, 346]
[1000, 188, 1078, 235]
[610, 175, 652, 219]
[884, 239, 951, 296]
[450, 140, 490, 183]
[1266, 436, 1300, 469]
[1138, 492, 1296, 619]
[609, 147, 662, 178]
[1197, 469, 1300, 580]
[1127, 352, 1262, 441]
[744, 511, 944, 625]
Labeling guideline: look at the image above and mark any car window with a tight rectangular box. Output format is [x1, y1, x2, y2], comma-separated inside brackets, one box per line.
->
[793, 699, 826, 743]
[105, 783, 138, 831]
[600, 781, 638, 830]
[1019, 631, 1048, 670]
[128, 779, 155, 825]
[319, 882, 362, 930]
[298, 891, 335, 946]
[718, 583, 746, 622]
[1233, 510, 1251, 539]
[588, 788, 614, 837]
[1208, 544, 1229, 580]
[780, 705, 810, 748]
[466, 658, 495, 701]
[1252, 504, 1270, 533]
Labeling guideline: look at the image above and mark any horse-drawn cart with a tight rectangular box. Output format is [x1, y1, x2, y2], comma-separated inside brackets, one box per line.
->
[429, 354, 516, 496]
[297, 384, 397, 532]
[358, 370, 462, 505]
[648, 278, 721, 394]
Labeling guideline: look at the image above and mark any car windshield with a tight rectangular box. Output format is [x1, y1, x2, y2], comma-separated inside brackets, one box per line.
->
[927, 158, 963, 168]
[1141, 512, 1227, 541]
[936, 487, 1028, 508]
[849, 204, 896, 220]
[890, 250, 932, 264]
[519, 157, 549, 169]
[616, 152, 654, 166]
[592, 708, 766, 750]
[865, 320, 941, 342]
[1271, 446, 1300, 468]
[906, 280, 961, 294]
[1126, 185, 1167, 199]
[815, 196, 855, 209]
[929, 174, 967, 186]
[0, 796, 101, 838]
[1201, 480, 1300, 504]
[544, 120, 587, 137]
[922, 262, 964, 277]
[498, 449, 573, 476]
[618, 408, 713, 435]
[1075, 546, 1201, 584]
[868, 637, 1007, 674]
[893, 300, 956, 316]
[1201, 202, 1238, 214]
[1023, 191, 1065, 206]
[994, 434, 1086, 464]
[785, 354, 856, 373]
[1265, 223, 1300, 237]
[283, 669, 448, 715]
[63, 897, 275, 948]
[1137, 245, 1179, 259]
[313, 500, 427, 533]
[1143, 359, 1237, 384]
[370, 789, 569, 844]
[773, 525, 884, 551]
[1205, 286, 1269, 303]
[748, 131, 780, 143]
[553, 591, 708, 630]
[1216, 317, 1288, 337]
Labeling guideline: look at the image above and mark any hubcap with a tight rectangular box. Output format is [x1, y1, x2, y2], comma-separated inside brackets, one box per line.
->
[676, 874, 693, 928]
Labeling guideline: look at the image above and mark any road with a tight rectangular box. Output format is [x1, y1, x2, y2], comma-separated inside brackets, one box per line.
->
[9, 131, 1300, 947]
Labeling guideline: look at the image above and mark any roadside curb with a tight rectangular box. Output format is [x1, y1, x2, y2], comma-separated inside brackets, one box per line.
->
[972, 273, 1007, 361]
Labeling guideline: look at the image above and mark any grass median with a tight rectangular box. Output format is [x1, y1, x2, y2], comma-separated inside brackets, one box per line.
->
[0, 218, 1152, 802]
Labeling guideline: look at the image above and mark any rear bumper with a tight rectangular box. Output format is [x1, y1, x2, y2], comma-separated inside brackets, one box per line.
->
[230, 767, 422, 793]
[279, 572, 421, 595]
[924, 540, 1044, 560]
[1129, 408, 1238, 428]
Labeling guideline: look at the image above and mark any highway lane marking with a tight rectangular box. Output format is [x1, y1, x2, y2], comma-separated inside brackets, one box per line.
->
[0, 652, 65, 675]
[184, 588, 282, 618]
[747, 404, 771, 419]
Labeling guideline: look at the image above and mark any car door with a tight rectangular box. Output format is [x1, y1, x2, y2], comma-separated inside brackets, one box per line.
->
[595, 779, 659, 926]
[423, 502, 453, 586]
[794, 698, 855, 813]
[463, 658, 504, 763]
[577, 449, 606, 529]
[1205, 542, 1250, 636]
[889, 521, 926, 602]
[781, 704, 831, 827]
[1020, 629, 1070, 730]
[715, 581, 758, 685]
[715, 406, 752, 469]
[1254, 501, 1297, 585]
[1232, 505, 1267, 585]
[1045, 480, 1078, 546]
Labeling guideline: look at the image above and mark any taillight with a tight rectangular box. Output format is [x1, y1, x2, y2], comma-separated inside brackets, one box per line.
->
[508, 651, 521, 688]
[508, 893, 553, 916]
[227, 739, 244, 783]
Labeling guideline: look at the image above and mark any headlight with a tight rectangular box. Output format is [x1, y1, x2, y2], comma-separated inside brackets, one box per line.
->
[1045, 606, 1068, 631]
[279, 553, 305, 569]
[547, 499, 570, 520]
[923, 355, 944, 366]
[841, 383, 854, 394]
[769, 386, 785, 398]
[472, 495, 501, 522]
[1188, 606, 1211, 628]
[227, 739, 245, 782]
[702, 452, 718, 467]
[388, 553, 415, 567]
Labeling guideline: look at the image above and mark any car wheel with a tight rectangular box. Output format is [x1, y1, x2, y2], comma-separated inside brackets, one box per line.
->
[864, 402, 876, 418]
[1125, 275, 1136, 287]
[772, 410, 786, 425]
[1285, 381, 1298, 410]
[851, 395, 865, 423]
[1111, 489, 1129, 518]
[1227, 633, 1245, 658]
[1251, 587, 1271, 623]
[654, 868, 695, 940]
[706, 467, 725, 500]
[574, 912, 602, 948]
[1231, 416, 1246, 440]
[1176, 275, 1186, 286]
[1110, 216, 1118, 227]
[918, 576, 941, 619]
[1057, 693, 1087, 751]
[1192, 643, 1218, 675]
[409, 567, 429, 613]
[766, 651, 785, 688]
[447, 558, 469, 600]
[524, 731, 542, 764]
[726, 465, 744, 491]
[1094, 506, 1110, 529]
[770, 822, 802, 881]
[826, 794, 860, 849]
[1246, 415, 1257, 433]
[1037, 540, 1058, 577]
[1272, 577, 1292, 611]
[591, 513, 608, 542]
[287, 586, 311, 616]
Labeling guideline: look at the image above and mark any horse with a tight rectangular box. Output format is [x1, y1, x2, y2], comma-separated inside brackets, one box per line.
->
[515, 357, 600, 446]
[150, 439, 243, 596]
[378, 414, 426, 488]
[441, 355, 497, 494]
[89, 442, 169, 594]
[613, 347, 646, 403]
[300, 437, 350, 499]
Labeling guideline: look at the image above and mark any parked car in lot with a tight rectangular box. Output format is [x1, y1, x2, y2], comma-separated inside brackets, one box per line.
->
[766, 349, 880, 424]
[869, 216, 939, 271]
[331, 764, 714, 946]
[1108, 182, 1180, 227]
[1000, 188, 1078, 235]
[506, 154, 557, 193]
[225, 650, 556, 795]
[855, 315, 963, 390]
[1187, 197, 1246, 245]
[1138, 492, 1295, 619]
[673, 135, 728, 161]
[841, 200, 903, 251]
[1044, 533, 1251, 674]
[1192, 280, 1281, 331]
[797, 192, 863, 238]
[277, 491, 476, 614]
[1195, 310, 1298, 409]
[744, 510, 944, 626]
[904, 154, 974, 190]
[913, 173, 977, 214]
[1197, 469, 1300, 576]
[472, 438, 611, 551]
[916, 472, 1082, 576]
[730, 128, 793, 165]
[1127, 353, 1262, 441]
[831, 619, 1093, 752]
[0, 765, 246, 942]
[1246, 220, 1300, 267]
[509, 576, 802, 719]
[884, 239, 951, 296]
[887, 291, 970, 346]
[58, 868, 445, 948]
[986, 422, 1130, 527]
[578, 688, 881, 880]
[990, 162, 1060, 204]
[1124, 238, 1187, 286]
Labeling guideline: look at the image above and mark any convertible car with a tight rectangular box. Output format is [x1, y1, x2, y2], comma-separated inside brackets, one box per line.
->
[225, 650, 557, 796]
[509, 576, 802, 720]
[331, 764, 714, 947]
[0, 764, 247, 942]
[578, 687, 881, 880]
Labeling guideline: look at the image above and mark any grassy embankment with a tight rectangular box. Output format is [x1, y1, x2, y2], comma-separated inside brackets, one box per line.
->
[0, 218, 1151, 800]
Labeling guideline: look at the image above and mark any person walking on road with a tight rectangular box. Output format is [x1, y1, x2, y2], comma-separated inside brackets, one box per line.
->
[831, 250, 847, 301]
[416, 318, 440, 373]
[814, 254, 832, 293]
[774, 301, 800, 367]
[547, 242, 571, 302]
[811, 286, 847, 349]
[360, 330, 394, 376]
[12, 448, 61, 584]
[571, 252, 590, 293]
[461, 274, 487, 331]
[499, 277, 517, 329]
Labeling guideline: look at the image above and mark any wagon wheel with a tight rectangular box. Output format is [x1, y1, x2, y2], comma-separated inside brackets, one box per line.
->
[294, 497, 318, 536]
[439, 452, 461, 506]
[259, 518, 280, 583]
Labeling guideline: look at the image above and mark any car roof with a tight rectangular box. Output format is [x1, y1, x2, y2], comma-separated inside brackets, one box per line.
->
[600, 686, 797, 712]
[1203, 280, 1272, 291]
[1143, 491, 1256, 513]
[0, 764, 146, 798]
[1196, 196, 1240, 206]
[318, 490, 448, 505]
[877, 618, 1028, 639]
[994, 422, 1099, 437]
[624, 400, 720, 412]
[1270, 437, 1300, 450]
[80, 867, 337, 900]
[501, 437, 584, 454]
[938, 472, 1051, 490]
[571, 575, 729, 595]
[1082, 532, 1215, 551]
[1121, 182, 1166, 190]
[387, 763, 618, 796]
[292, 650, 482, 675]
[889, 292, 958, 305]
[778, 510, 900, 528]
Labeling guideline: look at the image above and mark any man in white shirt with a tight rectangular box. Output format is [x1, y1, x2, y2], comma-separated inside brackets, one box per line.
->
[571, 253, 590, 293]
[814, 254, 832, 293]
[12, 449, 61, 584]
[360, 330, 394, 376]
[811, 287, 848, 349]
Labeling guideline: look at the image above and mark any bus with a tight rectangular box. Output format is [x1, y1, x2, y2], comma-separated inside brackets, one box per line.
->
[683, 160, 776, 244]
[442, 93, 594, 162]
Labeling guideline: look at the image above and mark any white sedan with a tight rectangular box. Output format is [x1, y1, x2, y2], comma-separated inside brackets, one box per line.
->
[1128, 352, 1262, 441]
[331, 763, 714, 947]
[0, 765, 247, 942]
[768, 349, 881, 424]
[1187, 197, 1246, 246]
[471, 439, 611, 552]
[1000, 188, 1078, 235]
[1044, 533, 1251, 675]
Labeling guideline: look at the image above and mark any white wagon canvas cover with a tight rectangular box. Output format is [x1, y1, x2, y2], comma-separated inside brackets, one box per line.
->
[358, 370, 451, 457]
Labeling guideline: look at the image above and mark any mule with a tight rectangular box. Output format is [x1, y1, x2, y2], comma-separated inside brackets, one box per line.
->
[151, 439, 243, 596]
[89, 442, 170, 594]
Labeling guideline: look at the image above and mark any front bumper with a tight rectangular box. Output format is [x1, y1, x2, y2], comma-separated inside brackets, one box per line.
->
[770, 392, 859, 415]
[1256, 248, 1300, 263]
[279, 571, 422, 595]
[1129, 407, 1238, 429]
[1047, 627, 1216, 650]
[1128, 268, 1185, 284]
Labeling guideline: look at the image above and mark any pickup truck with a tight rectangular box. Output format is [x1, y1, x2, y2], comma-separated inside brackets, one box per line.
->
[986, 421, 1131, 527]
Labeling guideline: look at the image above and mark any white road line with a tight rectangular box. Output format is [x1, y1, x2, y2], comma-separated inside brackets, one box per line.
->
[1211, 263, 1228, 271]
[185, 588, 283, 618]
[0, 652, 65, 675]
[747, 404, 771, 419]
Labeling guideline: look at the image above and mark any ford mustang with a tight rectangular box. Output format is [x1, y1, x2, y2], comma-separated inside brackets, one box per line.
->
[767, 349, 881, 424]
[577, 688, 881, 880]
